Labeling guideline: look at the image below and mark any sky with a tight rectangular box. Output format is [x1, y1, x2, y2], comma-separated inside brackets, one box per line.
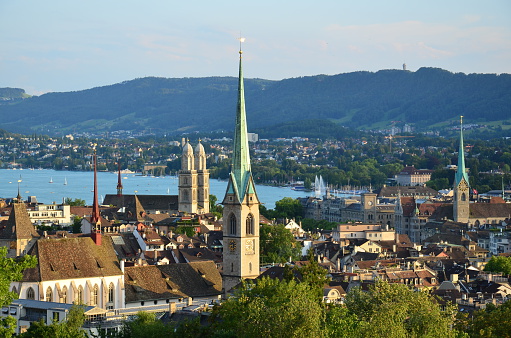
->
[1, 0, 510, 95]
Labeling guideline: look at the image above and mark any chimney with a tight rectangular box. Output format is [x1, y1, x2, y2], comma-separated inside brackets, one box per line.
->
[450, 273, 459, 283]
[169, 302, 177, 314]
[120, 259, 125, 272]
[187, 297, 193, 306]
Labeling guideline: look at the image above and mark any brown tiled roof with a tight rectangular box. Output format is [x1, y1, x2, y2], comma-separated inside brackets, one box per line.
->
[124, 265, 186, 302]
[470, 203, 511, 218]
[103, 194, 179, 213]
[377, 186, 438, 198]
[124, 261, 222, 303]
[22, 236, 122, 282]
[0, 203, 39, 240]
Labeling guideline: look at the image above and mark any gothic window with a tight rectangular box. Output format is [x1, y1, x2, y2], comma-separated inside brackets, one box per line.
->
[231, 263, 234, 272]
[183, 177, 188, 185]
[62, 286, 68, 303]
[249, 262, 252, 272]
[108, 283, 114, 304]
[183, 190, 189, 202]
[46, 287, 52, 302]
[461, 193, 466, 201]
[92, 285, 99, 306]
[27, 287, 35, 300]
[229, 214, 237, 235]
[78, 286, 84, 304]
[246, 214, 254, 235]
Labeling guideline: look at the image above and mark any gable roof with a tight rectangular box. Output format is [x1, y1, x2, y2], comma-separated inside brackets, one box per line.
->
[0, 203, 40, 240]
[22, 236, 122, 282]
[124, 261, 222, 303]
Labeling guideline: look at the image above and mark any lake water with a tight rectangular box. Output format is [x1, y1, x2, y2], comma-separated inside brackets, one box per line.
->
[0, 169, 312, 209]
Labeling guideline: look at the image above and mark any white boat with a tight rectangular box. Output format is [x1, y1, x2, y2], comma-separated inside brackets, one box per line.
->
[49, 177, 53, 184]
[64, 177, 67, 185]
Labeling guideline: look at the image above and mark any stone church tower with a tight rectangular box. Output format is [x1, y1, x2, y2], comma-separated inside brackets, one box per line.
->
[178, 140, 198, 214]
[453, 116, 470, 223]
[195, 140, 210, 214]
[222, 42, 260, 292]
[178, 139, 210, 214]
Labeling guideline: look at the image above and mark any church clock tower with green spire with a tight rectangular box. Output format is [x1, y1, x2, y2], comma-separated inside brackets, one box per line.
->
[222, 40, 260, 292]
[453, 116, 470, 223]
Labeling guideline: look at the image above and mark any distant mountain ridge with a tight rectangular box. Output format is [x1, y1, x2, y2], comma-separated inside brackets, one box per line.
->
[1, 68, 510, 136]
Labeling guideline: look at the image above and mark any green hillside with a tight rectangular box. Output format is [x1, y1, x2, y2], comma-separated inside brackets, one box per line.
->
[1, 68, 510, 136]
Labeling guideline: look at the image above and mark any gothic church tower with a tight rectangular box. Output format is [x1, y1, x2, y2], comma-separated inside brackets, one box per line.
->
[222, 41, 260, 292]
[453, 116, 470, 223]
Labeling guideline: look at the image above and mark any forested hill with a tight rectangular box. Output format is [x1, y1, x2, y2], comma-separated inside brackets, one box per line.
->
[1, 68, 510, 136]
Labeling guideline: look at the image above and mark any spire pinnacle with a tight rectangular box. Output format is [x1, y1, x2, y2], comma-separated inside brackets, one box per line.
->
[455, 115, 469, 186]
[231, 39, 252, 201]
[91, 146, 100, 226]
[117, 160, 123, 196]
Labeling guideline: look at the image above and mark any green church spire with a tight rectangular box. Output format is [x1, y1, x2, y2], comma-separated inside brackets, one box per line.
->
[455, 115, 469, 186]
[231, 38, 252, 201]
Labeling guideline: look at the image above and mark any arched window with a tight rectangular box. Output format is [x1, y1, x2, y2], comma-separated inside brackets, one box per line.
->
[27, 287, 35, 300]
[461, 193, 466, 201]
[46, 287, 53, 302]
[229, 214, 237, 235]
[62, 286, 68, 303]
[246, 214, 254, 235]
[249, 262, 252, 272]
[183, 190, 189, 202]
[77, 286, 84, 304]
[92, 285, 99, 306]
[108, 283, 114, 304]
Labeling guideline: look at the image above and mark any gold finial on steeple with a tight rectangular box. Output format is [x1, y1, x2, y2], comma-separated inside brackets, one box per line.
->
[239, 36, 245, 56]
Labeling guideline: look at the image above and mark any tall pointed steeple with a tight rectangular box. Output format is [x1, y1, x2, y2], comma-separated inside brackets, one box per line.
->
[453, 116, 470, 223]
[91, 147, 101, 226]
[222, 39, 260, 292]
[455, 116, 469, 187]
[117, 161, 123, 197]
[231, 40, 252, 202]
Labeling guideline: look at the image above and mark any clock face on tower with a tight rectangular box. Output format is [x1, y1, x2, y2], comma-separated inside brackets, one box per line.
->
[245, 239, 254, 253]
[229, 239, 236, 251]
[459, 180, 468, 192]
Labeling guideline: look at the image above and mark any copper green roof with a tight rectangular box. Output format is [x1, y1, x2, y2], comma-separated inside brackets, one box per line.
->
[455, 117, 469, 186]
[231, 51, 253, 201]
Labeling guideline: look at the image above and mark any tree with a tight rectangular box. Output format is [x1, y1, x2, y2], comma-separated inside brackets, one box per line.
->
[0, 247, 37, 338]
[259, 224, 301, 264]
[274, 197, 303, 220]
[64, 198, 86, 207]
[210, 277, 325, 337]
[20, 304, 88, 338]
[467, 300, 511, 337]
[0, 247, 37, 308]
[72, 216, 82, 234]
[118, 311, 172, 338]
[209, 194, 223, 219]
[484, 256, 511, 276]
[345, 280, 458, 337]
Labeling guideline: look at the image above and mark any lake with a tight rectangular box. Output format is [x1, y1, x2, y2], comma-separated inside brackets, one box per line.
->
[0, 169, 312, 209]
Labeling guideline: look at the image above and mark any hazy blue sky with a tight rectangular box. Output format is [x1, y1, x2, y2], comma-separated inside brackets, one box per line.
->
[1, 0, 510, 95]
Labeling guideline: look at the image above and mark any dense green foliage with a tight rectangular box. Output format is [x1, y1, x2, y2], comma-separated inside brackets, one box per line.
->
[259, 224, 302, 264]
[465, 301, 511, 337]
[0, 247, 37, 307]
[0, 87, 29, 99]
[20, 305, 87, 338]
[484, 256, 511, 276]
[0, 247, 38, 337]
[1, 68, 510, 136]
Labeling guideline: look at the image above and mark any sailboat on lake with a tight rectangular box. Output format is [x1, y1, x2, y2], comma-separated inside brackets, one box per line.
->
[49, 177, 53, 184]
[64, 177, 67, 185]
